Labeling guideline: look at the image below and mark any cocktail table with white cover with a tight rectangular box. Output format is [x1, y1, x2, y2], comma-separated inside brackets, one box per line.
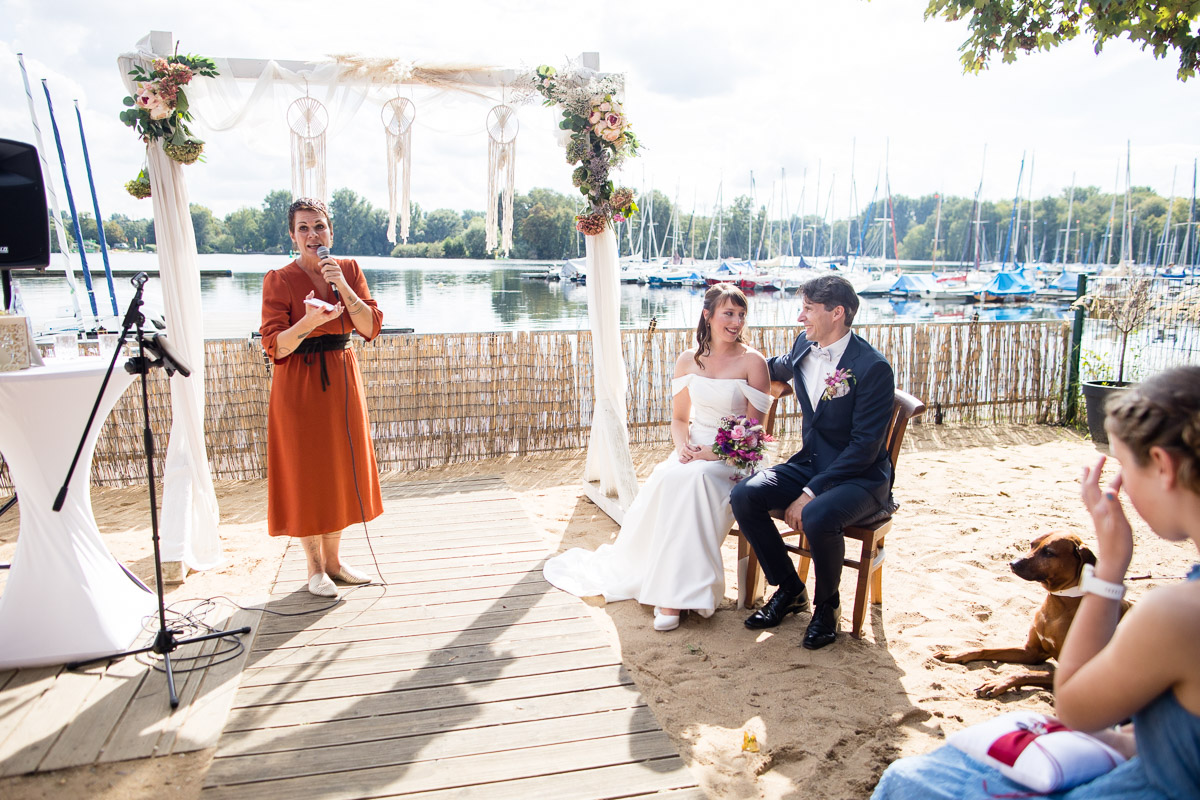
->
[0, 356, 155, 669]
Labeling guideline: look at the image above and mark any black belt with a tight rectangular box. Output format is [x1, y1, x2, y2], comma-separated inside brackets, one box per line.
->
[297, 334, 351, 391]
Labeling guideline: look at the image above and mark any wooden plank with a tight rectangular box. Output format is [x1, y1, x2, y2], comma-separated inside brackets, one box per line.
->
[261, 577, 556, 612]
[231, 647, 619, 709]
[264, 573, 552, 608]
[269, 557, 549, 594]
[163, 607, 261, 755]
[250, 601, 588, 653]
[222, 664, 632, 732]
[37, 657, 148, 771]
[201, 729, 681, 799]
[255, 591, 577, 637]
[272, 546, 553, 581]
[240, 629, 606, 687]
[383, 761, 699, 800]
[0, 667, 99, 776]
[244, 616, 600, 670]
[100, 623, 233, 763]
[0, 666, 60, 752]
[217, 684, 646, 758]
[207, 706, 662, 786]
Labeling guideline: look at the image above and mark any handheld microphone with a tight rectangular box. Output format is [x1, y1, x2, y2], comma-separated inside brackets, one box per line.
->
[316, 245, 338, 299]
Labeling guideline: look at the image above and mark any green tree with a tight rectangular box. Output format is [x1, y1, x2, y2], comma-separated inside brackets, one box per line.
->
[925, 0, 1200, 80]
[225, 207, 263, 253]
[260, 189, 292, 253]
[103, 219, 126, 246]
[189, 204, 222, 253]
[463, 217, 488, 259]
[423, 208, 464, 242]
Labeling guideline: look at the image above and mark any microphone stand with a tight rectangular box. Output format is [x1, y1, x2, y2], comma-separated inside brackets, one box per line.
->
[63, 273, 251, 709]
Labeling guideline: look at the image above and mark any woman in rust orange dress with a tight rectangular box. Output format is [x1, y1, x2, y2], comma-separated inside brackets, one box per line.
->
[260, 197, 384, 598]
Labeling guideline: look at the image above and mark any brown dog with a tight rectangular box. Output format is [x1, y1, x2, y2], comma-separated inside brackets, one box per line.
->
[934, 530, 1131, 697]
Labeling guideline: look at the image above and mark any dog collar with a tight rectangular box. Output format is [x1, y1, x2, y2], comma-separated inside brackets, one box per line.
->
[1050, 585, 1086, 598]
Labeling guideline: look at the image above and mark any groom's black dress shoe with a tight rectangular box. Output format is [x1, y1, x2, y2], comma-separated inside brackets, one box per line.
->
[802, 602, 840, 650]
[744, 585, 811, 629]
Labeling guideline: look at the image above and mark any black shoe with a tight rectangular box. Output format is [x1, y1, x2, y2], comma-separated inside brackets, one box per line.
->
[744, 585, 811, 629]
[802, 602, 840, 650]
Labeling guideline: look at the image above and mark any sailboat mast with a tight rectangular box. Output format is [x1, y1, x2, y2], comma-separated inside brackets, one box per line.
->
[1026, 152, 1036, 264]
[931, 192, 943, 271]
[1156, 167, 1177, 270]
[1062, 174, 1076, 267]
[1104, 160, 1119, 266]
[1002, 152, 1025, 268]
[1183, 159, 1198, 271]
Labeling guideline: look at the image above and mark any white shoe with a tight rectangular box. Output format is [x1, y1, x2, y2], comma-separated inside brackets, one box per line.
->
[329, 563, 372, 584]
[653, 608, 681, 632]
[307, 573, 339, 598]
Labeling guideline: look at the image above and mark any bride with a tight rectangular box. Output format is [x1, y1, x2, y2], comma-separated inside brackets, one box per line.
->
[544, 283, 771, 631]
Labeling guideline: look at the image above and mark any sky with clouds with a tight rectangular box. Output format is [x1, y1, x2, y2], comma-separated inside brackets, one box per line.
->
[2, 0, 1197, 226]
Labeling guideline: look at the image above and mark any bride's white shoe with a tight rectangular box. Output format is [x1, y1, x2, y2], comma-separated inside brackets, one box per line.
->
[653, 607, 681, 632]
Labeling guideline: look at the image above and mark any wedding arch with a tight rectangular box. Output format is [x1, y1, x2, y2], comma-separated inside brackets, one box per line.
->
[117, 31, 640, 571]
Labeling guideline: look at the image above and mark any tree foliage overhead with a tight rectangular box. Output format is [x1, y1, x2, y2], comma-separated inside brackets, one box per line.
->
[925, 0, 1200, 81]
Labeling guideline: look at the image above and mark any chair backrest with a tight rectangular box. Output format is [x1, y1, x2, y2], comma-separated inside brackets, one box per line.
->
[764, 380, 926, 470]
[885, 389, 927, 470]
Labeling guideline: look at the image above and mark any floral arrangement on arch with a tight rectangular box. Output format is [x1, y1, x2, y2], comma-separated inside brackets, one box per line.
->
[532, 64, 640, 235]
[119, 51, 218, 178]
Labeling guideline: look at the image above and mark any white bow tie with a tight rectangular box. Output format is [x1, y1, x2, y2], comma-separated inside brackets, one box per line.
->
[810, 345, 832, 363]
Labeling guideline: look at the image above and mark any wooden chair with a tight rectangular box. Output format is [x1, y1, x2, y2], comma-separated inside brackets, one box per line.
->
[732, 384, 926, 639]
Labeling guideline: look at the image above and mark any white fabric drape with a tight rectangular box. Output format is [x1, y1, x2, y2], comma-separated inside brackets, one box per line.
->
[118, 40, 222, 571]
[583, 227, 638, 508]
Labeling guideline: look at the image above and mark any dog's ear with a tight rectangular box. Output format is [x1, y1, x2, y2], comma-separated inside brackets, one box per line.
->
[1077, 543, 1097, 566]
[1030, 531, 1052, 549]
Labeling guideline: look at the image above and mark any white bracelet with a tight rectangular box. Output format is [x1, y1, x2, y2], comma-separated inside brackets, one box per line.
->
[1080, 564, 1126, 601]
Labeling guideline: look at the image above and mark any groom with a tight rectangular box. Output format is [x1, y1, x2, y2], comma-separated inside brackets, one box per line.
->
[730, 274, 895, 650]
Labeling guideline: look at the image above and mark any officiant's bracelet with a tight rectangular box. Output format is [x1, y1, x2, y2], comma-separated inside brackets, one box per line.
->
[1080, 564, 1126, 601]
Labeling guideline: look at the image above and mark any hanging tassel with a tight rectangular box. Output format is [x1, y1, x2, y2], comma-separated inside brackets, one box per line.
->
[383, 98, 415, 245]
[288, 96, 328, 202]
[486, 104, 519, 256]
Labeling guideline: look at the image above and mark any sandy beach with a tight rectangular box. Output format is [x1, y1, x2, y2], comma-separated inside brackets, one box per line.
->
[2, 423, 1196, 799]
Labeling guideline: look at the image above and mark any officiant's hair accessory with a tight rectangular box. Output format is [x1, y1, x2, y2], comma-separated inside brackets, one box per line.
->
[800, 275, 860, 326]
[1105, 365, 1200, 494]
[695, 283, 748, 369]
[287, 197, 331, 232]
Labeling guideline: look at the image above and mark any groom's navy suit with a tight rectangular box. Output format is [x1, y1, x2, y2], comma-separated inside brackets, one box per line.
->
[730, 330, 895, 607]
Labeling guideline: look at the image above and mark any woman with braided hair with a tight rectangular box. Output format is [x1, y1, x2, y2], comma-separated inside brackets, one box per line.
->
[874, 366, 1200, 799]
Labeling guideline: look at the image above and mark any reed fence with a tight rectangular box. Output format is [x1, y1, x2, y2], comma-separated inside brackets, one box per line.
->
[0, 320, 1071, 489]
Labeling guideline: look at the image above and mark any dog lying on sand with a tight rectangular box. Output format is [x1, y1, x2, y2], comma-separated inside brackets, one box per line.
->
[934, 530, 1132, 697]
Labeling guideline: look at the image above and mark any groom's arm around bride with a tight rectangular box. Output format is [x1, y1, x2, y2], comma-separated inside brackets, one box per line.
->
[730, 274, 895, 650]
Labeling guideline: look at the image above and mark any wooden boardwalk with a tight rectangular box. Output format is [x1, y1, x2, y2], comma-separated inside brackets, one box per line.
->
[202, 475, 702, 799]
[0, 600, 259, 775]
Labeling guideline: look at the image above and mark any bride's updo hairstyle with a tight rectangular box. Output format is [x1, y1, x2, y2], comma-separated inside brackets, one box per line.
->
[1105, 365, 1200, 495]
[694, 282, 748, 369]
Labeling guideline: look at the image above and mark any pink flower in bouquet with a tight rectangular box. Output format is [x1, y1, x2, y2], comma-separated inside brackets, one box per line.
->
[136, 84, 172, 120]
[588, 110, 602, 125]
[599, 101, 611, 112]
[575, 212, 607, 236]
[606, 112, 623, 129]
[731, 424, 747, 439]
[600, 126, 622, 142]
[613, 213, 625, 223]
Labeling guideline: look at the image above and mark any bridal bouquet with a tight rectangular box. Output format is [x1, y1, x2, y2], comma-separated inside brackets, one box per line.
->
[120, 51, 218, 165]
[712, 415, 774, 473]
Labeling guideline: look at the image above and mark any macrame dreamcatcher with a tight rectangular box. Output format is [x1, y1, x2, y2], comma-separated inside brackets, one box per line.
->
[287, 95, 328, 201]
[485, 104, 518, 255]
[382, 97, 415, 244]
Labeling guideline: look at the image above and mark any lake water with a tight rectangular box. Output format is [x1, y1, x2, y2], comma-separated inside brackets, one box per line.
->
[11, 253, 1073, 339]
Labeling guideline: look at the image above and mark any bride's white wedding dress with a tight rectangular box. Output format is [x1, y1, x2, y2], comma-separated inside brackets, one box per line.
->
[544, 375, 771, 613]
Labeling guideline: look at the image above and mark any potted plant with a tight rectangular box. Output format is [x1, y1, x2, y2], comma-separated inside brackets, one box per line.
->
[1072, 270, 1153, 445]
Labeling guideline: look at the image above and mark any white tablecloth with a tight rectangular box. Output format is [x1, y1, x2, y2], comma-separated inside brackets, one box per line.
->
[0, 356, 155, 669]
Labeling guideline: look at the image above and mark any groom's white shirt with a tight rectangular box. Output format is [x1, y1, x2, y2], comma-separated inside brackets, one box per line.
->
[800, 330, 852, 410]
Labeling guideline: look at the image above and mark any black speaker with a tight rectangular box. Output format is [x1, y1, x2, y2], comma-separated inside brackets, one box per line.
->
[0, 138, 50, 270]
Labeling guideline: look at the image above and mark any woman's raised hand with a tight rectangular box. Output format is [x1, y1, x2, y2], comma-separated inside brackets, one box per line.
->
[301, 290, 344, 328]
[1080, 455, 1134, 578]
[319, 257, 347, 296]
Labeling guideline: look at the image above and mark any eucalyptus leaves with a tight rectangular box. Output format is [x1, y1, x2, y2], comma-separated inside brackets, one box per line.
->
[119, 52, 218, 167]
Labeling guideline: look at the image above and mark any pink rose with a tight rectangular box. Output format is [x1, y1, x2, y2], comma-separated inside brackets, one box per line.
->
[600, 127, 622, 142]
[731, 424, 747, 439]
[588, 111, 602, 125]
[136, 84, 172, 120]
[606, 112, 622, 128]
[744, 433, 759, 449]
[599, 101, 611, 112]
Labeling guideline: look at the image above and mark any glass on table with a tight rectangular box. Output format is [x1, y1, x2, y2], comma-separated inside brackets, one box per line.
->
[53, 332, 78, 360]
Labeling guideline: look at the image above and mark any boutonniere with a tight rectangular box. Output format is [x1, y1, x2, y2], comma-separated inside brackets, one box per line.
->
[821, 368, 855, 402]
